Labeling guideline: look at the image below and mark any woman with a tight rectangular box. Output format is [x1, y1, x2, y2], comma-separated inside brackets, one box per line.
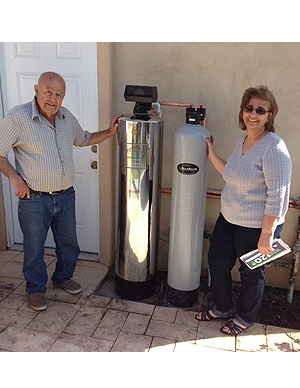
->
[195, 86, 292, 335]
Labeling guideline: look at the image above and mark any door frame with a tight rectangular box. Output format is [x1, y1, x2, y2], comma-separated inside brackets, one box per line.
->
[0, 76, 7, 250]
[0, 42, 116, 267]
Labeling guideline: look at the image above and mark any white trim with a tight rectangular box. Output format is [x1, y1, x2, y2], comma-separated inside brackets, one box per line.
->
[0, 68, 15, 247]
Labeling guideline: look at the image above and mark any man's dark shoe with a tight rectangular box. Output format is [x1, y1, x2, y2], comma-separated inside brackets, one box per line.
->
[53, 279, 82, 295]
[28, 292, 47, 311]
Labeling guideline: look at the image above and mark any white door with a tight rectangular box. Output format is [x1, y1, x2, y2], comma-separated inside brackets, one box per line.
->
[0, 42, 99, 254]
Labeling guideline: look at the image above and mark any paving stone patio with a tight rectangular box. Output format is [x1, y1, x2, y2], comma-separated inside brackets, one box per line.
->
[0, 248, 300, 352]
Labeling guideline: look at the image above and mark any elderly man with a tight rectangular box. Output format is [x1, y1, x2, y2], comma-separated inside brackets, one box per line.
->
[0, 71, 120, 311]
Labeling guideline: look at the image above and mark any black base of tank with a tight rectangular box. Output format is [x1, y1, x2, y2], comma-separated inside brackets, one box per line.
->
[114, 274, 156, 301]
[166, 284, 199, 307]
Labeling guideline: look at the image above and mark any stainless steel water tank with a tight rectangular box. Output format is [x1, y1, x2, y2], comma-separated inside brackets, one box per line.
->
[115, 115, 162, 300]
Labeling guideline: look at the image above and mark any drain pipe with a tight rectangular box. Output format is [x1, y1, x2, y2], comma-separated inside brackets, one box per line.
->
[287, 215, 300, 303]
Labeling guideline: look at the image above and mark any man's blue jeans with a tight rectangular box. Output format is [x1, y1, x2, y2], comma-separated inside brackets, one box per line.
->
[18, 186, 80, 294]
[208, 213, 283, 326]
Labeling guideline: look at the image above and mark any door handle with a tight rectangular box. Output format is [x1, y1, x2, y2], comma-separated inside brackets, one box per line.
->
[90, 161, 98, 169]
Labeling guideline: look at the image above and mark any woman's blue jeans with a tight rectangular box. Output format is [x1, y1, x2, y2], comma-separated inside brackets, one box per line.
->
[208, 213, 283, 326]
[18, 186, 80, 294]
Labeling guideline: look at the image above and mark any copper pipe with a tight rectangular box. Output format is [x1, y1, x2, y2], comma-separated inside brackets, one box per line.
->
[160, 188, 172, 194]
[160, 187, 300, 210]
[157, 100, 194, 108]
[160, 187, 221, 198]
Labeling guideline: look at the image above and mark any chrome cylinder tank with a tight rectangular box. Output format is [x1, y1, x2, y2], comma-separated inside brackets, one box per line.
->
[115, 115, 162, 300]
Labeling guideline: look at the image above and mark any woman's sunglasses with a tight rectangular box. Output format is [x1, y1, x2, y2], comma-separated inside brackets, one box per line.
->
[243, 105, 270, 115]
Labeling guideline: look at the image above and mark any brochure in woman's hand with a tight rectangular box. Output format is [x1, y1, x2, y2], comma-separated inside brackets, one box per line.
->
[240, 238, 291, 270]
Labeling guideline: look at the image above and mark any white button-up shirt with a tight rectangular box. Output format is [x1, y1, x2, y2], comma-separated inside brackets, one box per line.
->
[0, 97, 91, 192]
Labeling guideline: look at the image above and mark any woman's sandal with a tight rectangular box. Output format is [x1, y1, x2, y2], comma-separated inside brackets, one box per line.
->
[220, 319, 247, 336]
[195, 310, 224, 322]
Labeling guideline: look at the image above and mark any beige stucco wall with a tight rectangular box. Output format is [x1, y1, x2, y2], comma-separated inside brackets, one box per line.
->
[113, 42, 300, 290]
